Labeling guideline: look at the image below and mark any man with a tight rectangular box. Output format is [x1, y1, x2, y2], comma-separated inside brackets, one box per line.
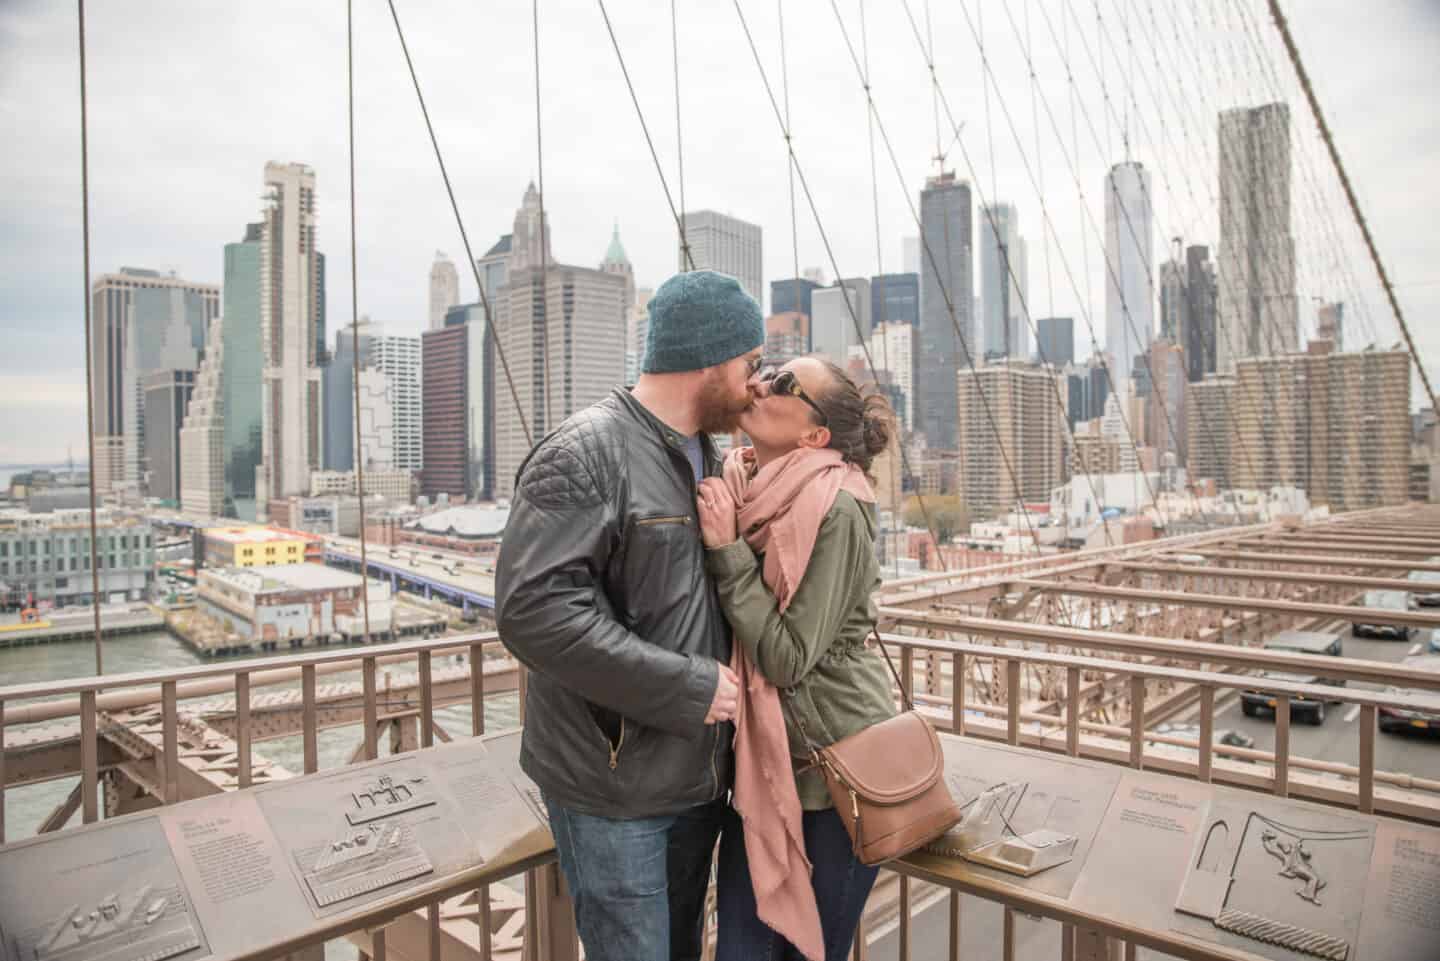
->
[497, 270, 763, 961]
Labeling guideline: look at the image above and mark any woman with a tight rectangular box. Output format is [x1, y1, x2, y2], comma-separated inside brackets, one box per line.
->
[697, 356, 898, 961]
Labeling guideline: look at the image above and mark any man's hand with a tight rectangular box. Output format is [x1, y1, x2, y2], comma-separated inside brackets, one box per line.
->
[704, 662, 739, 724]
[697, 477, 738, 548]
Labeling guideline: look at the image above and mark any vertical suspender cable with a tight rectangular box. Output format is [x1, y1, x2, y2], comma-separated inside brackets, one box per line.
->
[77, 0, 103, 676]
[595, 0, 697, 273]
[1265, 0, 1435, 413]
[533, 0, 553, 431]
[385, 0, 533, 450]
[672, 0, 691, 269]
[347, 0, 372, 644]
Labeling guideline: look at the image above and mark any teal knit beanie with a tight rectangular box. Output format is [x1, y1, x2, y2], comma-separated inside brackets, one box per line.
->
[642, 270, 764, 374]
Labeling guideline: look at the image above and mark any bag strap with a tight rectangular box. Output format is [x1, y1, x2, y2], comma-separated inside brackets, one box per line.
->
[795, 627, 915, 771]
[870, 628, 915, 713]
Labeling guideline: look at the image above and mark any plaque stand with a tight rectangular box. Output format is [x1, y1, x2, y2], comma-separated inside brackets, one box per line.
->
[1072, 925, 1122, 961]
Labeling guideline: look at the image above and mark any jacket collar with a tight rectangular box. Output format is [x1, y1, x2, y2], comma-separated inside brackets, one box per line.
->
[612, 387, 724, 476]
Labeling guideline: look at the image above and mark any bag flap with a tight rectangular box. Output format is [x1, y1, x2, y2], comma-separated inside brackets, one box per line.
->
[820, 712, 943, 803]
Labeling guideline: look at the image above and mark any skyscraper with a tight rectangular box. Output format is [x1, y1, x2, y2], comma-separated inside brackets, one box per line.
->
[628, 286, 653, 385]
[1159, 258, 1185, 343]
[89, 268, 219, 493]
[918, 171, 974, 450]
[1229, 343, 1408, 510]
[373, 335, 423, 472]
[868, 321, 915, 430]
[811, 278, 871, 364]
[429, 251, 460, 331]
[1143, 340, 1186, 463]
[771, 277, 821, 321]
[600, 223, 638, 382]
[420, 322, 469, 501]
[493, 185, 627, 498]
[1104, 162, 1154, 383]
[1186, 375, 1234, 490]
[871, 273, 920, 328]
[1217, 103, 1296, 372]
[222, 223, 264, 520]
[258, 162, 326, 520]
[1316, 301, 1344, 350]
[321, 320, 375, 472]
[181, 315, 227, 519]
[979, 203, 1029, 360]
[421, 303, 495, 502]
[1036, 317, 1075, 368]
[142, 369, 195, 503]
[956, 360, 1065, 516]
[678, 210, 763, 307]
[1186, 245, 1218, 382]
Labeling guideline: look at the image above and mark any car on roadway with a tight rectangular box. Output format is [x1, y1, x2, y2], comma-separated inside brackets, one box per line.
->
[1241, 629, 1346, 725]
[1378, 654, 1440, 735]
[1351, 589, 1415, 640]
[1146, 723, 1255, 762]
[1428, 629, 1440, 655]
[1407, 563, 1440, 606]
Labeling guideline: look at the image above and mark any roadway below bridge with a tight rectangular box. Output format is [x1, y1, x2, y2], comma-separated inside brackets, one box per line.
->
[1199, 624, 1440, 784]
[323, 536, 497, 612]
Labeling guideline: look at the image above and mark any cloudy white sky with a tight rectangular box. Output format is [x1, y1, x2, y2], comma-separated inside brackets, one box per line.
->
[2, 0, 1437, 465]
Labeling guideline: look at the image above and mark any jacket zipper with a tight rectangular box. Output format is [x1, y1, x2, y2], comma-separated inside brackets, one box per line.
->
[710, 721, 721, 796]
[608, 717, 626, 770]
[636, 515, 692, 526]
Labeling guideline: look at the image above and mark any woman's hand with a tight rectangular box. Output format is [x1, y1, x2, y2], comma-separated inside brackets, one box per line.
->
[697, 477, 738, 548]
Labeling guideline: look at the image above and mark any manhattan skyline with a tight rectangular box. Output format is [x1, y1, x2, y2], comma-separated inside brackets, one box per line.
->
[2, 0, 1437, 462]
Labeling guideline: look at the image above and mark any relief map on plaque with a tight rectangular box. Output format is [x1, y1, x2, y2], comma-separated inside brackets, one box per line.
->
[923, 736, 1122, 898]
[1174, 799, 1375, 961]
[0, 818, 209, 961]
[256, 756, 476, 918]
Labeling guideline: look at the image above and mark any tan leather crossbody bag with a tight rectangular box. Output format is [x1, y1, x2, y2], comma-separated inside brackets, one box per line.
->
[808, 630, 962, 866]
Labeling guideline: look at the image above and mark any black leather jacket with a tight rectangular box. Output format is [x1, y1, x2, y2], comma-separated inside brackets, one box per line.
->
[496, 388, 733, 817]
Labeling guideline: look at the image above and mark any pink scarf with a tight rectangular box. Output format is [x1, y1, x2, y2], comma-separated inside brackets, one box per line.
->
[722, 446, 875, 961]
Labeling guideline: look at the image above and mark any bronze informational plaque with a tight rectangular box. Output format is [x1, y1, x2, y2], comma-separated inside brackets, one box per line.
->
[1355, 819, 1440, 961]
[1070, 771, 1212, 935]
[484, 730, 552, 833]
[256, 755, 474, 918]
[924, 736, 1123, 898]
[1171, 795, 1374, 961]
[0, 817, 210, 961]
[159, 792, 311, 959]
[425, 738, 551, 868]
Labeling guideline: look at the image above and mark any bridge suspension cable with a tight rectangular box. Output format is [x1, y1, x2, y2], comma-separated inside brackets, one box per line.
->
[76, 0, 103, 675]
[831, 0, 1123, 548]
[384, 0, 533, 450]
[736, 0, 1050, 562]
[347, 0, 372, 645]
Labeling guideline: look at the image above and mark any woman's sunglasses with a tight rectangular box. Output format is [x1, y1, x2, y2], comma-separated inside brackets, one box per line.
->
[758, 366, 829, 426]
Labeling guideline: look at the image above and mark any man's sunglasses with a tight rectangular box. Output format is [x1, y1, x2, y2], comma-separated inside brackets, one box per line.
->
[758, 366, 829, 426]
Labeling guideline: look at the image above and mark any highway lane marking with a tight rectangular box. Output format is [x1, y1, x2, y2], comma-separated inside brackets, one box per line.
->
[1409, 643, 1422, 656]
[1343, 704, 1361, 723]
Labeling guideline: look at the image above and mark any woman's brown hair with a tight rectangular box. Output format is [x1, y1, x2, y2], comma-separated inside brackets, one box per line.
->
[813, 359, 895, 476]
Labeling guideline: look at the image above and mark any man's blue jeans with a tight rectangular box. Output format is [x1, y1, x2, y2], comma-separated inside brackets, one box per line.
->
[544, 795, 726, 961]
[714, 805, 880, 961]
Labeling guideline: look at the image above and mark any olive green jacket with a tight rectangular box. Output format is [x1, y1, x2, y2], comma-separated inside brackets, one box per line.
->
[705, 491, 897, 809]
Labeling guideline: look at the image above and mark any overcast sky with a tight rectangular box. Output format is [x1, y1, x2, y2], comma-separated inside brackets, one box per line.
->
[2, 0, 1437, 465]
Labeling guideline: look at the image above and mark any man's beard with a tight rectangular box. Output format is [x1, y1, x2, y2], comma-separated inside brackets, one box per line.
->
[696, 372, 750, 434]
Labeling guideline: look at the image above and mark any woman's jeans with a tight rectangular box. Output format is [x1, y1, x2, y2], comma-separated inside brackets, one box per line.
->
[715, 805, 880, 961]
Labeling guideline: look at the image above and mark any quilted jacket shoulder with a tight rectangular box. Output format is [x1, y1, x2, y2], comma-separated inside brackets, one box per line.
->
[515, 397, 628, 510]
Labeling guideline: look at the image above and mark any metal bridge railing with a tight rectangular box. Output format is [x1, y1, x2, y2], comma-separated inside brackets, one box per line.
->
[2, 629, 1436, 960]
